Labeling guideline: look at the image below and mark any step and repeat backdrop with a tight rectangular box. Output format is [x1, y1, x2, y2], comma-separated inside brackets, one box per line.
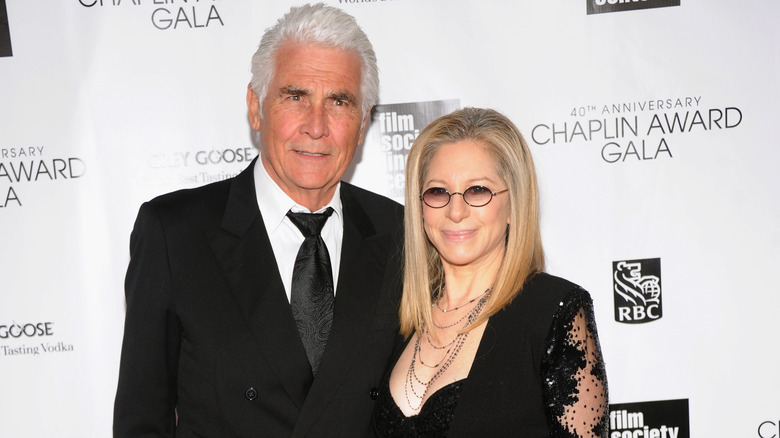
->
[1, 0, 778, 436]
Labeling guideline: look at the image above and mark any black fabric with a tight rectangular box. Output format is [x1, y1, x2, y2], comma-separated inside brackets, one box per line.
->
[372, 377, 463, 438]
[371, 273, 609, 438]
[114, 159, 406, 438]
[287, 208, 335, 375]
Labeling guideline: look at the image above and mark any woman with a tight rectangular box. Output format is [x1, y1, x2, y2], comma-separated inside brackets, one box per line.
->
[372, 108, 608, 437]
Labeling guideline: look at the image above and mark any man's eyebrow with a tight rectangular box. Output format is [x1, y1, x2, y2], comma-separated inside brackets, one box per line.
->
[280, 86, 309, 96]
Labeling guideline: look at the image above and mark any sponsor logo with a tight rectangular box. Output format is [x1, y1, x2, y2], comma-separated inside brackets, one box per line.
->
[0, 342, 75, 356]
[147, 147, 256, 168]
[613, 258, 662, 324]
[587, 0, 681, 15]
[78, 0, 224, 31]
[530, 96, 742, 164]
[609, 399, 690, 438]
[0, 322, 54, 339]
[366, 99, 460, 202]
[145, 147, 256, 187]
[0, 146, 86, 208]
[0, 321, 75, 357]
[1, 0, 11, 57]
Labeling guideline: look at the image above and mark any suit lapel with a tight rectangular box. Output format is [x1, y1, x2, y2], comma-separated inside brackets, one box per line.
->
[293, 185, 392, 435]
[205, 161, 312, 410]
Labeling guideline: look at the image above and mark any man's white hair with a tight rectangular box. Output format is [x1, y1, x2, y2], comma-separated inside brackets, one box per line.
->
[249, 3, 379, 115]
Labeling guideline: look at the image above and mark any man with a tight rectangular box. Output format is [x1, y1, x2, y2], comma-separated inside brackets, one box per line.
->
[113, 4, 403, 437]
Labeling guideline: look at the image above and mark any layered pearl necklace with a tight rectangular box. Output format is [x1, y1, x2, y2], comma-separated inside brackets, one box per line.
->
[404, 288, 491, 412]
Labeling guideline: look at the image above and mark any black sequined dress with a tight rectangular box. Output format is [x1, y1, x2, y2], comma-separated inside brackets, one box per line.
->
[372, 273, 609, 438]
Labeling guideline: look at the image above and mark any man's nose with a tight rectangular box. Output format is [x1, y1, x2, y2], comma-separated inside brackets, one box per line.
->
[301, 104, 329, 138]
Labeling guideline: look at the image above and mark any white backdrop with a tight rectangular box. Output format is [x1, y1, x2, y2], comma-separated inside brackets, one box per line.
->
[1, 1, 778, 436]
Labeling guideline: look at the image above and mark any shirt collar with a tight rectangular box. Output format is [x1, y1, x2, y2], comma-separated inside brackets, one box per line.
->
[253, 158, 343, 232]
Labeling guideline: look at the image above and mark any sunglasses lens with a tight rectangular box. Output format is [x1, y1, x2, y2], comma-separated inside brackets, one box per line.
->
[463, 186, 493, 207]
[422, 188, 450, 207]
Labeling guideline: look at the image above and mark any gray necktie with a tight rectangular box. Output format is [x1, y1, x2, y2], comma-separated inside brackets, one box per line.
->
[286, 207, 335, 375]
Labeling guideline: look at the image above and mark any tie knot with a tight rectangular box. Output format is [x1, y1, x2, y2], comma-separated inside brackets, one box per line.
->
[286, 207, 334, 237]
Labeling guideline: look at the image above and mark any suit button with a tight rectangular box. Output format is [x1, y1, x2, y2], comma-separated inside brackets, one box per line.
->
[245, 387, 258, 401]
[369, 387, 379, 400]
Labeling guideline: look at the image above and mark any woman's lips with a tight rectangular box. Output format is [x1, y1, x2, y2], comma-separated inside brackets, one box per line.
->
[441, 229, 475, 241]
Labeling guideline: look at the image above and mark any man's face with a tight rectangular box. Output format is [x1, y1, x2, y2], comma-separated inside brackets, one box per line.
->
[247, 42, 369, 210]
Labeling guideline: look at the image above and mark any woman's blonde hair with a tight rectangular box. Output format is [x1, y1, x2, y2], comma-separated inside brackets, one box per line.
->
[400, 107, 545, 338]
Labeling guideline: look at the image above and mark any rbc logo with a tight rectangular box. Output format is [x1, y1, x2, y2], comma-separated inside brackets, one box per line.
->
[613, 258, 662, 324]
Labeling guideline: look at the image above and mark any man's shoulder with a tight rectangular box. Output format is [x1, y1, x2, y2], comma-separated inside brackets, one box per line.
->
[147, 179, 231, 211]
[340, 182, 404, 228]
[144, 160, 253, 213]
[340, 182, 403, 216]
[340, 182, 402, 208]
[135, 178, 238, 230]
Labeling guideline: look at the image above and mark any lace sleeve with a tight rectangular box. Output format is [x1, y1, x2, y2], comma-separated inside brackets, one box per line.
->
[541, 287, 609, 438]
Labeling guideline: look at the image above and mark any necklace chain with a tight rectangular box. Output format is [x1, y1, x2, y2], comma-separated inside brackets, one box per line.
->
[404, 289, 490, 412]
[431, 287, 491, 329]
[424, 330, 457, 350]
[433, 286, 490, 313]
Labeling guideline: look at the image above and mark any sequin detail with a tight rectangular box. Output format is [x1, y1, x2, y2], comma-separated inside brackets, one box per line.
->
[542, 287, 609, 438]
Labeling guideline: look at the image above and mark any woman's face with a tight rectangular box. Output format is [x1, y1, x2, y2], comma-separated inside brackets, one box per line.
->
[422, 140, 511, 272]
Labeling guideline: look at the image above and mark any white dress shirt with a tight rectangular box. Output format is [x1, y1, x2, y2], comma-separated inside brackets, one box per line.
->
[253, 159, 343, 302]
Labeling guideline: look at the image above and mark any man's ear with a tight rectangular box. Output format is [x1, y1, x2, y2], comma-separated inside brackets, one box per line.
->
[357, 108, 372, 146]
[246, 84, 262, 130]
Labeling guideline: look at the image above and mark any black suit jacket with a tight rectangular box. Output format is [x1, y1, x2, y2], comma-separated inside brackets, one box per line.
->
[114, 160, 404, 437]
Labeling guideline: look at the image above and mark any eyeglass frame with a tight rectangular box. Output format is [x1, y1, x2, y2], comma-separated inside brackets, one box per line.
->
[419, 186, 509, 208]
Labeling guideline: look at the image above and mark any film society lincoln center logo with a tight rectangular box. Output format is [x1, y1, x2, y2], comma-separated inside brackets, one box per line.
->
[367, 99, 460, 202]
[609, 399, 689, 438]
[613, 258, 662, 324]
